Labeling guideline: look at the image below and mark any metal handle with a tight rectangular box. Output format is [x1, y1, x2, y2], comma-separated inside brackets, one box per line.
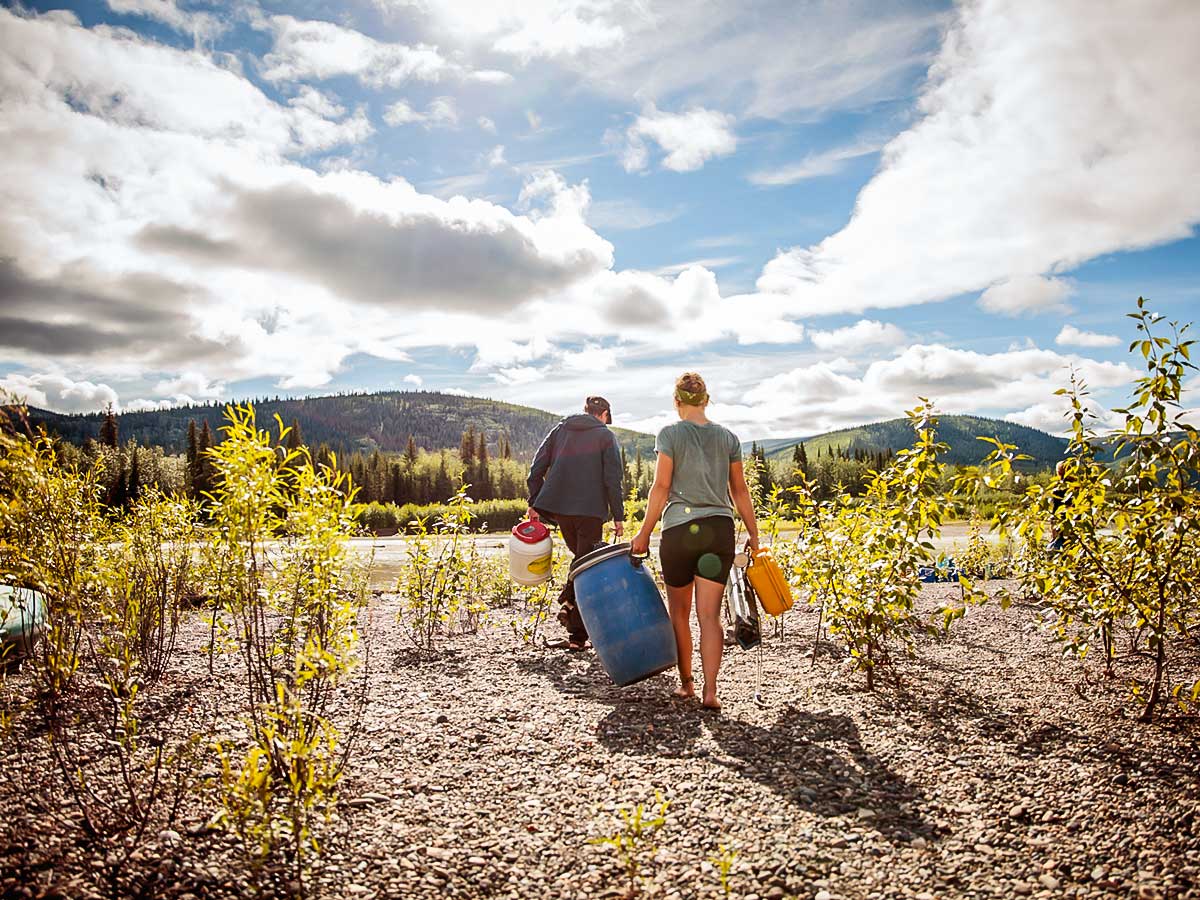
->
[629, 549, 650, 568]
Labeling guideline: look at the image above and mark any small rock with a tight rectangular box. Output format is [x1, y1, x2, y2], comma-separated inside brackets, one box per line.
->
[1091, 866, 1107, 882]
[1113, 773, 1129, 786]
[1013, 882, 1034, 896]
[1009, 804, 1026, 818]
[815, 891, 833, 900]
[158, 829, 182, 845]
[436, 714, 449, 724]
[911, 837, 928, 849]
[1039, 874, 1061, 890]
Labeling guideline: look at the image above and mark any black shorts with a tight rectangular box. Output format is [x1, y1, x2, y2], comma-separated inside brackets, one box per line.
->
[659, 516, 736, 587]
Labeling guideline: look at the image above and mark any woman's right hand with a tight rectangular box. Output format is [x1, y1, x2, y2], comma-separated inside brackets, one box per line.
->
[526, 507, 539, 522]
[630, 529, 651, 557]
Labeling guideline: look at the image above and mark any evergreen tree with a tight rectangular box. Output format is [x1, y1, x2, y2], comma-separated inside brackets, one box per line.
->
[100, 403, 119, 448]
[285, 418, 304, 454]
[186, 420, 199, 498]
[391, 463, 403, 505]
[434, 450, 453, 501]
[460, 427, 476, 466]
[798, 442, 809, 473]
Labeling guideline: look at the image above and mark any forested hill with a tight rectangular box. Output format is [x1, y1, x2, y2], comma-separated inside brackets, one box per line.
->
[23, 392, 656, 460]
[750, 415, 1070, 469]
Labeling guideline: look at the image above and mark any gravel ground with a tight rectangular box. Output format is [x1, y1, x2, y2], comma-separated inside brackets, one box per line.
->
[2, 583, 1197, 900]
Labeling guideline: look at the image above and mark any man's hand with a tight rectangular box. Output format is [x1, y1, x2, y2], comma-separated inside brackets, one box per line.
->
[630, 528, 650, 557]
[526, 507, 540, 522]
[613, 520, 624, 538]
[747, 532, 760, 554]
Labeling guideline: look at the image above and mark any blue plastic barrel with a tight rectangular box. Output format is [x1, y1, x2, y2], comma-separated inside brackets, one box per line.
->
[569, 542, 677, 686]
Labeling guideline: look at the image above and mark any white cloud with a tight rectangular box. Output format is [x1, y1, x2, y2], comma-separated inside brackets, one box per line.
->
[484, 145, 506, 168]
[748, 139, 883, 187]
[1055, 324, 1120, 348]
[383, 100, 423, 126]
[978, 276, 1074, 316]
[478, 116, 497, 133]
[105, 0, 223, 43]
[621, 105, 737, 173]
[403, 373, 424, 386]
[0, 9, 618, 396]
[809, 320, 907, 353]
[757, 0, 1200, 317]
[653, 257, 740, 277]
[411, 0, 939, 120]
[701, 344, 1139, 438]
[153, 371, 224, 399]
[0, 372, 119, 413]
[383, 96, 458, 128]
[560, 345, 618, 373]
[258, 15, 510, 88]
[1005, 398, 1123, 437]
[587, 198, 683, 232]
[492, 365, 546, 386]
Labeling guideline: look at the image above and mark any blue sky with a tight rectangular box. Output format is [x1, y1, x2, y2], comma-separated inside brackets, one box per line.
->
[0, 0, 1197, 440]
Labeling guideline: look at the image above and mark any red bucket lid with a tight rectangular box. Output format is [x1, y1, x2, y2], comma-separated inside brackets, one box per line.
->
[512, 519, 550, 544]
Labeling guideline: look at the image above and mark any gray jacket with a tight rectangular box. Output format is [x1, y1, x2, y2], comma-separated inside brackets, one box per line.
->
[527, 414, 624, 522]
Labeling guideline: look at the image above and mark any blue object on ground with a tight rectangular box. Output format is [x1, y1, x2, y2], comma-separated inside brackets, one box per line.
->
[569, 542, 677, 687]
[1, 585, 48, 658]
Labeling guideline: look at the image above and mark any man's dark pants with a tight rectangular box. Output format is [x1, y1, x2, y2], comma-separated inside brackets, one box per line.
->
[549, 513, 604, 643]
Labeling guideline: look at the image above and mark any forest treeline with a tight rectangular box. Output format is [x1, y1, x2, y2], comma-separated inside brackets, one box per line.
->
[24, 390, 655, 460]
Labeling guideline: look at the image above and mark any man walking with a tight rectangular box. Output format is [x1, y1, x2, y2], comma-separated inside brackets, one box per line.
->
[527, 396, 625, 649]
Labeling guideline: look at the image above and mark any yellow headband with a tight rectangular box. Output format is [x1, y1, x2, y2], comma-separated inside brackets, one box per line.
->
[675, 388, 708, 406]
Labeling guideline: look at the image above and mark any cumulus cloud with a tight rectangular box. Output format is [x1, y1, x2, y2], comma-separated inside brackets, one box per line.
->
[0, 371, 119, 413]
[702, 344, 1139, 438]
[620, 106, 737, 173]
[1055, 324, 1120, 348]
[978, 276, 1074, 316]
[0, 9, 635, 390]
[259, 15, 510, 88]
[809, 320, 907, 353]
[757, 0, 1200, 317]
[137, 174, 612, 314]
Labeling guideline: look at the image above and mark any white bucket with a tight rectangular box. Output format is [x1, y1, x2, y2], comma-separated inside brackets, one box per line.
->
[509, 520, 553, 586]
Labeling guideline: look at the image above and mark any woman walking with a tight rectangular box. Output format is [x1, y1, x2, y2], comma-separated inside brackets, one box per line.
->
[630, 373, 759, 710]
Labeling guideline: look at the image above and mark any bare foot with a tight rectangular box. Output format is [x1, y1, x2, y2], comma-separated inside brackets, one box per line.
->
[701, 692, 721, 711]
[672, 676, 695, 699]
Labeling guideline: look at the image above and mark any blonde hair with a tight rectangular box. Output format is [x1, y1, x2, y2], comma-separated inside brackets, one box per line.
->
[674, 372, 709, 406]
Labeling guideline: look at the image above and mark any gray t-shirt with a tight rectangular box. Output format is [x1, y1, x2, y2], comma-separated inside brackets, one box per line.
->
[654, 420, 742, 531]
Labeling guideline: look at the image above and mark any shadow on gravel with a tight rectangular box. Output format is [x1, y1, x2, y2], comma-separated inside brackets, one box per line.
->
[517, 652, 703, 758]
[704, 704, 934, 843]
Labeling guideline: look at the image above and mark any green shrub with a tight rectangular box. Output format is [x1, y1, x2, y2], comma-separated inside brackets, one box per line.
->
[361, 498, 528, 534]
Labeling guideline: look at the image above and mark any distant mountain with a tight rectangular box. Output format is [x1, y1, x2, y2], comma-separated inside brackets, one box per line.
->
[22, 391, 656, 460]
[745, 415, 1070, 469]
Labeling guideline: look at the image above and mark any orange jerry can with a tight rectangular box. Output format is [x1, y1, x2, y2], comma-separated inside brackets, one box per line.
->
[746, 548, 794, 616]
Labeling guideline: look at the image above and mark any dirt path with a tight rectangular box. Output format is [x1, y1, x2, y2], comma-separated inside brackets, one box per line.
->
[2, 585, 1196, 900]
